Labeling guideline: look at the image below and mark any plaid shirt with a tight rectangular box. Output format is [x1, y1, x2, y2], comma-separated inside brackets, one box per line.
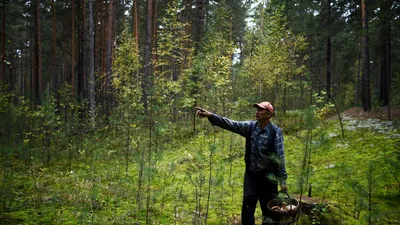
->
[208, 114, 287, 185]
[249, 123, 286, 177]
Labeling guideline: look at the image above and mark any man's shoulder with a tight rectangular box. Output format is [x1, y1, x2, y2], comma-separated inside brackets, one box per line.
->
[268, 122, 281, 134]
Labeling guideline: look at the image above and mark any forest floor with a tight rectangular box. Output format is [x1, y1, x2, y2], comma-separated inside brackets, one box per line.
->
[340, 105, 400, 121]
[288, 105, 400, 224]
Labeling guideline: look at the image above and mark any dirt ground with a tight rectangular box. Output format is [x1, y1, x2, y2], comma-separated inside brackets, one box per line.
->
[340, 105, 400, 121]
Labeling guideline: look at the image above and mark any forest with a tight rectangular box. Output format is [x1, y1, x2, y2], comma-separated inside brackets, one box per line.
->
[0, 0, 399, 224]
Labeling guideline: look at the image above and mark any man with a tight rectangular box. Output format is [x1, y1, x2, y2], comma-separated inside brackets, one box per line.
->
[196, 102, 288, 225]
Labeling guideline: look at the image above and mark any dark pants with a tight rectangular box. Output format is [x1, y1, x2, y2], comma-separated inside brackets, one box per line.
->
[241, 169, 278, 225]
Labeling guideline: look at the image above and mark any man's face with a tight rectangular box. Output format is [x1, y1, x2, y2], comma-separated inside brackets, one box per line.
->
[255, 107, 272, 121]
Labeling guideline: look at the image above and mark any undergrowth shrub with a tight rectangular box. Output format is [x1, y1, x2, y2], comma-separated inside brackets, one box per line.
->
[276, 110, 304, 135]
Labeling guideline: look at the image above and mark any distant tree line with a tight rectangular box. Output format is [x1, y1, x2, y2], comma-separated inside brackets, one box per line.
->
[0, 0, 399, 119]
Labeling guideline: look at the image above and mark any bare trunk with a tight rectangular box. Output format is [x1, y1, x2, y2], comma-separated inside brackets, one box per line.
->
[142, 0, 153, 113]
[105, 0, 115, 114]
[1, 1, 5, 82]
[33, 0, 42, 105]
[361, 0, 371, 111]
[94, 0, 102, 73]
[191, 0, 205, 133]
[72, 0, 76, 98]
[326, 38, 331, 98]
[194, 0, 205, 53]
[152, 0, 158, 72]
[143, 1, 154, 222]
[78, 0, 87, 101]
[51, 0, 59, 93]
[325, 0, 331, 98]
[132, 0, 139, 51]
[146, 115, 153, 225]
[137, 141, 145, 215]
[88, 0, 95, 118]
[379, 1, 391, 109]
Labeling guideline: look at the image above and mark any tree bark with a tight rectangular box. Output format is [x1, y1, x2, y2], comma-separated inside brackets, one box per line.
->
[33, 0, 42, 105]
[88, 0, 95, 118]
[191, 0, 205, 133]
[101, 2, 107, 107]
[1, 0, 5, 83]
[105, 0, 115, 114]
[72, 0, 76, 98]
[51, 0, 59, 93]
[142, 0, 153, 113]
[152, 0, 158, 72]
[78, 0, 87, 101]
[132, 0, 139, 51]
[361, 0, 371, 111]
[94, 0, 102, 73]
[194, 0, 205, 53]
[325, 0, 331, 98]
[379, 1, 391, 108]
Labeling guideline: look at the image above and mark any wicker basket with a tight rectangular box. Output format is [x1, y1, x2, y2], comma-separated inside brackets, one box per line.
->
[267, 192, 299, 224]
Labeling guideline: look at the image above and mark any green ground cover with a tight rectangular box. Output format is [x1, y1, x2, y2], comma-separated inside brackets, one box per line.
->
[1, 112, 399, 224]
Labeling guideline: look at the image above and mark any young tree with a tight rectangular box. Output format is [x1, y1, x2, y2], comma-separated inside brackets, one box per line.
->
[155, 0, 193, 121]
[243, 5, 308, 110]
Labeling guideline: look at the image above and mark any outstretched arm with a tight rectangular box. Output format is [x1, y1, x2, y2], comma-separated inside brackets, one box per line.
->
[195, 107, 252, 137]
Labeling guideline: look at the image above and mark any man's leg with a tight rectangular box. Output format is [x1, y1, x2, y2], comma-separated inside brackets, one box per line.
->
[259, 174, 278, 225]
[241, 170, 258, 225]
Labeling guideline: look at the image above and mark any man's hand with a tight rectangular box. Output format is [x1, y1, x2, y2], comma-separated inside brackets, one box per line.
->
[195, 107, 212, 118]
[280, 184, 288, 193]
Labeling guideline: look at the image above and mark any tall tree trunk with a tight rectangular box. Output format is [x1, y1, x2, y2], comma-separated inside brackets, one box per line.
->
[105, 0, 115, 115]
[1, 0, 5, 83]
[142, 0, 153, 113]
[136, 141, 145, 216]
[379, 1, 391, 108]
[144, 2, 154, 220]
[78, 0, 87, 102]
[132, 0, 139, 51]
[194, 0, 205, 53]
[325, 0, 331, 98]
[94, 0, 102, 73]
[33, 0, 42, 105]
[146, 114, 153, 225]
[51, 0, 59, 93]
[88, 0, 95, 118]
[361, 0, 371, 111]
[101, 2, 108, 108]
[23, 26, 29, 97]
[356, 49, 361, 106]
[191, 0, 205, 133]
[72, 0, 76, 98]
[152, 0, 158, 72]
[63, 24, 68, 84]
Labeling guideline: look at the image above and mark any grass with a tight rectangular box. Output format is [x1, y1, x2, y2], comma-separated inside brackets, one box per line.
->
[1, 111, 399, 224]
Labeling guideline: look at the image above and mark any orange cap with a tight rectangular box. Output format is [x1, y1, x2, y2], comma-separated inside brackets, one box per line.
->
[253, 101, 274, 114]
